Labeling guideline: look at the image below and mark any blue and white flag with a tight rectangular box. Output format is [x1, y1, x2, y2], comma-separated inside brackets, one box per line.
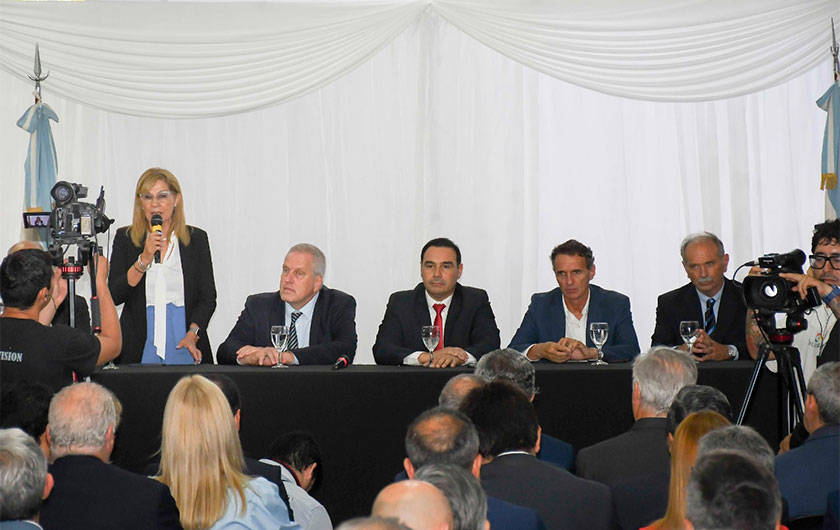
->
[17, 101, 58, 212]
[818, 81, 840, 219]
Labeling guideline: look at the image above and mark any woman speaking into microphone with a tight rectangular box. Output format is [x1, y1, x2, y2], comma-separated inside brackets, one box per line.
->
[109, 168, 216, 364]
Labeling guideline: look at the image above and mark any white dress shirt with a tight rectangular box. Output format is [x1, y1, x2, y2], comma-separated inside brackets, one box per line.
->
[403, 292, 477, 366]
[284, 292, 319, 365]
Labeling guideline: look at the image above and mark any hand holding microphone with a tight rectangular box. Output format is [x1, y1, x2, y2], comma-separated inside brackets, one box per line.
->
[150, 213, 163, 263]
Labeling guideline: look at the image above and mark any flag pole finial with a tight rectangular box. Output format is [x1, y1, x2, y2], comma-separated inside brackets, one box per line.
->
[27, 43, 50, 102]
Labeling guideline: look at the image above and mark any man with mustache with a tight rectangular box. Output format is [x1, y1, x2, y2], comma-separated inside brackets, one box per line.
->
[651, 232, 746, 362]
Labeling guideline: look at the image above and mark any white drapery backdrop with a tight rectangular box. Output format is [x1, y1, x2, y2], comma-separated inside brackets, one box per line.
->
[0, 2, 834, 364]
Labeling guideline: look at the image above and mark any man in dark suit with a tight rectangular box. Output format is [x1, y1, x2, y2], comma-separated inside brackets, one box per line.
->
[401, 407, 546, 530]
[0, 428, 54, 529]
[576, 347, 697, 485]
[39, 382, 182, 530]
[217, 243, 357, 366]
[373, 238, 500, 367]
[651, 232, 746, 361]
[462, 381, 612, 530]
[509, 239, 640, 362]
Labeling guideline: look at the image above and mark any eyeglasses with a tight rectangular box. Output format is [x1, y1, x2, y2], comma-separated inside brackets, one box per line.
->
[138, 191, 174, 203]
[809, 254, 840, 270]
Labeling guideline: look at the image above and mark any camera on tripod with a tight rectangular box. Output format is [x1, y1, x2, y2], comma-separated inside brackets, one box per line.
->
[742, 249, 821, 338]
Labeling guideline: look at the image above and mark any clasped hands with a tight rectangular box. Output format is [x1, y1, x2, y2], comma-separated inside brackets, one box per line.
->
[422, 347, 469, 368]
[527, 338, 596, 363]
[236, 346, 295, 366]
[678, 330, 729, 362]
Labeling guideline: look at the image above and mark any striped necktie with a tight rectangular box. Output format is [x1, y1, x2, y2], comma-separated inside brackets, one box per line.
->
[704, 298, 716, 335]
[287, 311, 302, 350]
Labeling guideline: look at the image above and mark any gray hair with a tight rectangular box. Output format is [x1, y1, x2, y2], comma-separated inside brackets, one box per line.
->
[48, 382, 118, 458]
[288, 243, 326, 278]
[475, 348, 537, 397]
[405, 408, 479, 470]
[0, 427, 48, 521]
[666, 384, 732, 434]
[686, 450, 781, 530]
[680, 232, 725, 261]
[439, 374, 484, 410]
[415, 464, 487, 530]
[632, 347, 698, 414]
[336, 517, 411, 530]
[808, 362, 840, 425]
[697, 425, 775, 472]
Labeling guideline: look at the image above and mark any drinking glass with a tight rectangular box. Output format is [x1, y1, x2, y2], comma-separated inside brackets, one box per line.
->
[421, 325, 440, 364]
[589, 322, 609, 366]
[270, 325, 289, 369]
[679, 320, 700, 356]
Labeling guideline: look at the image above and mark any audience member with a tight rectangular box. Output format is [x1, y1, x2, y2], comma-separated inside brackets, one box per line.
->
[642, 411, 731, 530]
[218, 243, 357, 366]
[610, 384, 732, 530]
[462, 380, 611, 530]
[265, 431, 332, 530]
[0, 380, 54, 458]
[0, 428, 54, 528]
[577, 347, 697, 484]
[475, 348, 574, 469]
[39, 382, 182, 530]
[335, 517, 410, 530]
[401, 407, 545, 530]
[438, 374, 484, 409]
[509, 239, 640, 362]
[696, 425, 775, 472]
[414, 464, 488, 530]
[156, 375, 298, 529]
[687, 450, 782, 530]
[373, 238, 500, 367]
[775, 362, 840, 520]
[371, 481, 453, 530]
[0, 249, 121, 391]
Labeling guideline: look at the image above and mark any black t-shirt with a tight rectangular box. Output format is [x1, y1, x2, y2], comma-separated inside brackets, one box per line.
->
[0, 317, 100, 392]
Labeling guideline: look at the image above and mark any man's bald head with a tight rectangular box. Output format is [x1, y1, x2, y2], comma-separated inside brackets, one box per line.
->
[372, 481, 453, 530]
[7, 241, 43, 256]
[439, 375, 484, 410]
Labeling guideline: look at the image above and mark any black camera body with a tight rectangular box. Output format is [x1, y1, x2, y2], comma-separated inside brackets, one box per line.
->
[41, 181, 114, 268]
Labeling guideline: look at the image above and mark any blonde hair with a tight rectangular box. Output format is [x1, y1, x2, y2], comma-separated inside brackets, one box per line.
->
[157, 375, 249, 529]
[128, 168, 191, 248]
[650, 411, 731, 530]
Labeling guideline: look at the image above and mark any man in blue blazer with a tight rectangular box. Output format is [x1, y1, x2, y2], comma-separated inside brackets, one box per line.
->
[217, 243, 357, 366]
[509, 240, 640, 362]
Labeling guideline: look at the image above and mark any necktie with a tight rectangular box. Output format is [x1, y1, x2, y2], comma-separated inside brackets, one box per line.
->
[287, 311, 302, 350]
[704, 298, 716, 335]
[433, 303, 445, 351]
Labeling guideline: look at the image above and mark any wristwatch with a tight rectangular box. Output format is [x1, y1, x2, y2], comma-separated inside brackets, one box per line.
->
[727, 345, 738, 361]
[189, 325, 200, 337]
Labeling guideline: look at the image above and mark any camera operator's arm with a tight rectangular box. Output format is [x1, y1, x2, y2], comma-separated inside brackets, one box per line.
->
[779, 272, 840, 319]
[38, 267, 66, 325]
[745, 309, 771, 361]
[93, 254, 122, 365]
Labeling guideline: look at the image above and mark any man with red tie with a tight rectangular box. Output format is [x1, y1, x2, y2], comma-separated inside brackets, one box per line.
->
[373, 238, 500, 367]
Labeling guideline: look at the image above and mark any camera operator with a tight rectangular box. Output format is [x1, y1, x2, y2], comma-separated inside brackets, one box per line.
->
[0, 248, 121, 392]
[746, 219, 840, 384]
[6, 240, 91, 333]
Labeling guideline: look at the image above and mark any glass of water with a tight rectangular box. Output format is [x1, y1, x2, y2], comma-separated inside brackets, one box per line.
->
[589, 322, 609, 366]
[270, 325, 289, 369]
[421, 325, 440, 364]
[679, 320, 700, 356]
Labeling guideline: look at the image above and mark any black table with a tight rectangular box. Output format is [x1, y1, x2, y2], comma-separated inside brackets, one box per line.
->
[92, 360, 781, 524]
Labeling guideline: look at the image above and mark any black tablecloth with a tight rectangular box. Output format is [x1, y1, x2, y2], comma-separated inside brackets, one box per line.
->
[92, 360, 781, 524]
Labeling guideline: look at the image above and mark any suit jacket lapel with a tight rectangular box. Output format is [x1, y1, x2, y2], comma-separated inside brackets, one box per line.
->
[550, 288, 566, 340]
[414, 284, 431, 328]
[583, 286, 600, 347]
[712, 280, 736, 339]
[310, 287, 325, 346]
[445, 285, 463, 343]
[683, 285, 704, 322]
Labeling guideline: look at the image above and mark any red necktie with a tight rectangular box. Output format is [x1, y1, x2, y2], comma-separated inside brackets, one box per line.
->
[433, 303, 445, 351]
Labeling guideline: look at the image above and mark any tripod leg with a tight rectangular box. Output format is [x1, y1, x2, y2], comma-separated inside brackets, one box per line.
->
[736, 347, 769, 425]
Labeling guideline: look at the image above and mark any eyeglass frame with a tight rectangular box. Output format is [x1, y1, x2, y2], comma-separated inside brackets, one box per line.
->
[809, 254, 840, 270]
[137, 191, 175, 203]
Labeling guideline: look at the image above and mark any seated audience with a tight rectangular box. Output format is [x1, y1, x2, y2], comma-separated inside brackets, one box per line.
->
[577, 347, 697, 484]
[0, 380, 54, 458]
[475, 348, 574, 469]
[264, 431, 332, 530]
[0, 250, 120, 391]
[438, 374, 484, 410]
[462, 380, 611, 530]
[372, 480, 453, 530]
[39, 382, 182, 530]
[775, 362, 840, 520]
[641, 411, 731, 530]
[508, 239, 640, 362]
[0, 427, 54, 528]
[687, 450, 782, 530]
[401, 407, 545, 530]
[336, 517, 410, 530]
[414, 464, 489, 530]
[373, 238, 500, 367]
[218, 243, 357, 366]
[156, 375, 298, 529]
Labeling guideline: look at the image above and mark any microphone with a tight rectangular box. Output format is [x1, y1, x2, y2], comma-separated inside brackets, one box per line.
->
[332, 355, 351, 370]
[151, 213, 163, 263]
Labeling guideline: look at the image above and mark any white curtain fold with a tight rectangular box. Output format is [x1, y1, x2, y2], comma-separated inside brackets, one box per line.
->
[0, 0, 837, 118]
